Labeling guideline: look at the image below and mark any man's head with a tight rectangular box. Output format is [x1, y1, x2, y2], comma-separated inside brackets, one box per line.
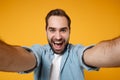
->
[45, 9, 71, 54]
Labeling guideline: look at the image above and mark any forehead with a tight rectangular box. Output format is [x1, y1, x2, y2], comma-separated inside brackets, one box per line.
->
[47, 16, 69, 29]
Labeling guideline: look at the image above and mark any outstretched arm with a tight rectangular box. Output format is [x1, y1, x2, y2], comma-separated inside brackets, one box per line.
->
[0, 40, 36, 72]
[83, 36, 120, 67]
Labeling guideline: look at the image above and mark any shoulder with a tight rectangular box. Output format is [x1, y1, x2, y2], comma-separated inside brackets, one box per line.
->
[29, 44, 51, 54]
[69, 44, 85, 52]
[69, 43, 94, 55]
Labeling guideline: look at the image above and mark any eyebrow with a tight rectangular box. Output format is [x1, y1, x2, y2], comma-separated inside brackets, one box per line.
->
[60, 27, 68, 30]
[48, 27, 55, 29]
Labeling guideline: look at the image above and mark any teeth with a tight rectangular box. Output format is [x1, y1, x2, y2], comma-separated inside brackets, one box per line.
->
[54, 41, 62, 44]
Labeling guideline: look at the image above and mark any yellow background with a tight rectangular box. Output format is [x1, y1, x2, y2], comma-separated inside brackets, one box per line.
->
[0, 0, 120, 80]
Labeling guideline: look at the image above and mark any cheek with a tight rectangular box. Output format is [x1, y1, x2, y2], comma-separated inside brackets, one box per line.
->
[47, 33, 53, 40]
[63, 33, 70, 40]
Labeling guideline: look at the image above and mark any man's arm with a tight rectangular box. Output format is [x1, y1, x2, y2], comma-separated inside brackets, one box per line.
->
[0, 40, 36, 72]
[83, 36, 120, 67]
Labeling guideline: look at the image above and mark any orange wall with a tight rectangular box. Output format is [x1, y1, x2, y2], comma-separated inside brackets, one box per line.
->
[0, 0, 120, 80]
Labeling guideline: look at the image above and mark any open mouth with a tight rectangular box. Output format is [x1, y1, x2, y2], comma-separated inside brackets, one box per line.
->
[53, 41, 63, 50]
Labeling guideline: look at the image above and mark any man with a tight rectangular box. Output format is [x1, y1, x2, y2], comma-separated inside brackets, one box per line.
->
[0, 9, 120, 80]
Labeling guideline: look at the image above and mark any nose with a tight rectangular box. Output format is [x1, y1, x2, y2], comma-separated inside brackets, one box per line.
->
[55, 31, 62, 40]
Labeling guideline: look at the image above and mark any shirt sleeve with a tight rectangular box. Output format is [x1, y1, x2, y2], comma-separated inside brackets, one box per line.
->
[78, 45, 100, 71]
[19, 44, 43, 74]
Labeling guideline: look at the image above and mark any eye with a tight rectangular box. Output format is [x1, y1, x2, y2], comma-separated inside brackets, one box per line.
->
[61, 28, 67, 33]
[49, 28, 55, 33]
[61, 29, 66, 32]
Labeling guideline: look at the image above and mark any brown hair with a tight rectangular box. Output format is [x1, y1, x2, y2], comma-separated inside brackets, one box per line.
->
[45, 9, 71, 30]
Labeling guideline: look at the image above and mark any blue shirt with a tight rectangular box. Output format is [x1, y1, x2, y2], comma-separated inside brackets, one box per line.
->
[24, 44, 98, 80]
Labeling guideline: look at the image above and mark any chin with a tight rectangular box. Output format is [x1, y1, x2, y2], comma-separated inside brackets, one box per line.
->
[54, 50, 63, 54]
[52, 44, 68, 54]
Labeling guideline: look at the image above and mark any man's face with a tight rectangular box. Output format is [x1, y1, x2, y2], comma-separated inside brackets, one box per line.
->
[46, 16, 70, 54]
